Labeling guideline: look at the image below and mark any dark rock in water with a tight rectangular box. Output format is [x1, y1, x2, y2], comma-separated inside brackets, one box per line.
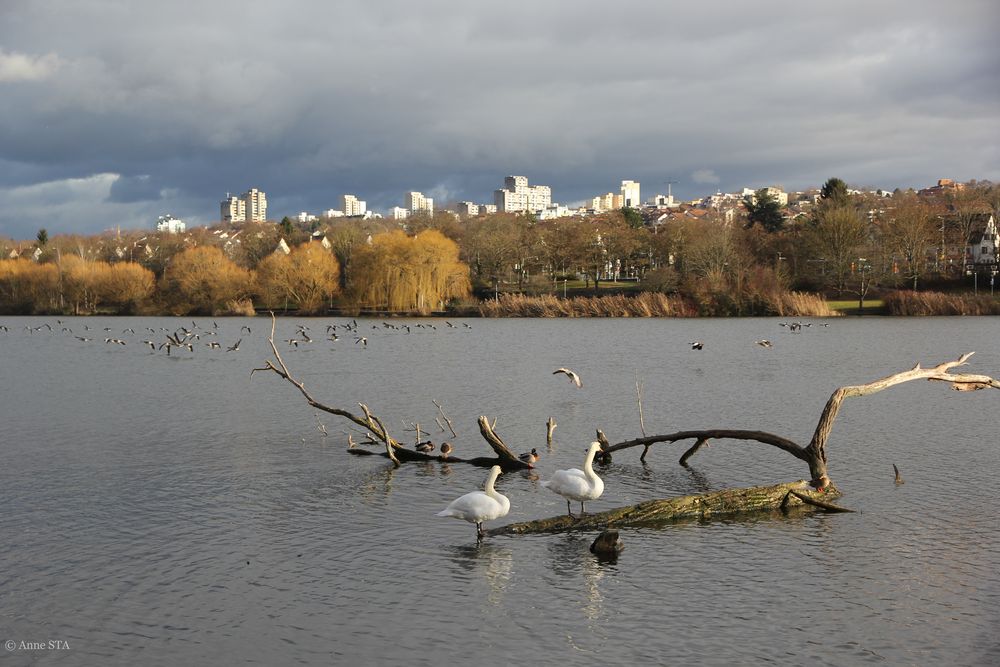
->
[590, 529, 624, 556]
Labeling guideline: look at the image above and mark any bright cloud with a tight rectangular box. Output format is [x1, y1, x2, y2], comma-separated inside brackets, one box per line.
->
[0, 49, 63, 82]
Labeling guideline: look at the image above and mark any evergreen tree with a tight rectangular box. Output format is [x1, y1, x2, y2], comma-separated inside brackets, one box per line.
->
[744, 189, 784, 233]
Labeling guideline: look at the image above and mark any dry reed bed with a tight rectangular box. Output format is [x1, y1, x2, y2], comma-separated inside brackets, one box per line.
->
[884, 291, 1000, 316]
[479, 291, 837, 318]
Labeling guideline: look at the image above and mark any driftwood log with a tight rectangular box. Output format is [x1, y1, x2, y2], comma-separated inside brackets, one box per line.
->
[488, 481, 844, 536]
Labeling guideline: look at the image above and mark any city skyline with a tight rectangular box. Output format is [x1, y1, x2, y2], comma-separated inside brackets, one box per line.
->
[1, 0, 997, 240]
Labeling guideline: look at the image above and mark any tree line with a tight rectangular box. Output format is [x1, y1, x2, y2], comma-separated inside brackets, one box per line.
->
[1, 177, 997, 316]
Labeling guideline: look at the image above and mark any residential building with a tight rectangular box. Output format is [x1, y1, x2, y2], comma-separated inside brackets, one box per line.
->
[406, 191, 434, 216]
[966, 214, 999, 267]
[482, 204, 497, 215]
[742, 186, 788, 207]
[221, 194, 245, 223]
[621, 180, 641, 208]
[457, 202, 479, 217]
[156, 214, 186, 234]
[243, 188, 267, 222]
[494, 175, 552, 214]
[342, 194, 367, 217]
[390, 206, 409, 220]
[296, 212, 318, 223]
[322, 209, 345, 218]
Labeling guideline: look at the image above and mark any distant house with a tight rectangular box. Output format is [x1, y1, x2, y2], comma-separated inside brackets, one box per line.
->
[966, 214, 999, 267]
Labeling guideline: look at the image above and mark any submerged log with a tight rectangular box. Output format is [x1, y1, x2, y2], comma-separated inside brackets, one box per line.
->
[487, 481, 840, 535]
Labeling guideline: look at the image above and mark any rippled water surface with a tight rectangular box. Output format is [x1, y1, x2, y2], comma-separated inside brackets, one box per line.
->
[2, 315, 999, 666]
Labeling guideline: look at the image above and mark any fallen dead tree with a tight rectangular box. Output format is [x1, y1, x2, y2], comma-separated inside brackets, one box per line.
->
[599, 352, 1000, 493]
[488, 481, 850, 536]
[255, 312, 999, 530]
[251, 313, 530, 471]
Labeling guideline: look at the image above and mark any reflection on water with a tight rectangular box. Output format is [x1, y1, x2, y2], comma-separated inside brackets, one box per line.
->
[448, 542, 513, 607]
[1, 315, 999, 666]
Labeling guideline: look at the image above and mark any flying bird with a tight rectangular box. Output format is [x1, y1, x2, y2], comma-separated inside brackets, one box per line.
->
[553, 368, 582, 388]
[227, 339, 242, 352]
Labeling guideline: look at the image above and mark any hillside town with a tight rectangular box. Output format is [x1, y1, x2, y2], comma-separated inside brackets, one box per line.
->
[1, 175, 997, 318]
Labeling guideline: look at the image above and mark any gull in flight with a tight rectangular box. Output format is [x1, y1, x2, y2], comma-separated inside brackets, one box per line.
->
[553, 368, 582, 388]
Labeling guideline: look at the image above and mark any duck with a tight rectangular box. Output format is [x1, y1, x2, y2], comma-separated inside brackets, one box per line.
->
[690, 341, 704, 350]
[436, 465, 510, 539]
[415, 441, 435, 453]
[518, 448, 539, 464]
[755, 339, 773, 348]
[541, 442, 605, 517]
[440, 442, 453, 459]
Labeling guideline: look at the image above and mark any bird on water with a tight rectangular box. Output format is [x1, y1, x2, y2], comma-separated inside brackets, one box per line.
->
[541, 442, 605, 517]
[690, 341, 704, 350]
[436, 465, 510, 539]
[519, 448, 539, 464]
[553, 367, 582, 388]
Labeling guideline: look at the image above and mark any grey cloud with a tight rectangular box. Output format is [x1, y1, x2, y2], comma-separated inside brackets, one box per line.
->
[0, 0, 996, 239]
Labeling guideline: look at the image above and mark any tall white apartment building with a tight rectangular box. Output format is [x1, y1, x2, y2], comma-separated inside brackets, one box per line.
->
[221, 194, 246, 223]
[494, 175, 552, 214]
[406, 191, 434, 216]
[390, 206, 409, 220]
[621, 180, 641, 208]
[342, 194, 367, 217]
[243, 188, 267, 222]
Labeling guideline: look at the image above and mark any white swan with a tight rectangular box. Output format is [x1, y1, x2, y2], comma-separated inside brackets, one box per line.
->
[436, 465, 510, 538]
[541, 442, 605, 517]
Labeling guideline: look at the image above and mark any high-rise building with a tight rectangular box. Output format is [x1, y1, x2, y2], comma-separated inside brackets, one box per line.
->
[406, 191, 434, 216]
[221, 194, 246, 223]
[243, 188, 267, 222]
[342, 194, 367, 217]
[494, 175, 551, 214]
[621, 180, 641, 208]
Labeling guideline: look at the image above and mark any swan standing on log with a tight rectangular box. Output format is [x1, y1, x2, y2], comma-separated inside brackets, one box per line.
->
[436, 465, 510, 539]
[541, 442, 605, 517]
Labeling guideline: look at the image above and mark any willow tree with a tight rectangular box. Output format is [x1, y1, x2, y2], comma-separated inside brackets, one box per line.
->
[0, 258, 60, 313]
[257, 243, 341, 313]
[99, 262, 155, 314]
[348, 229, 470, 314]
[164, 246, 253, 315]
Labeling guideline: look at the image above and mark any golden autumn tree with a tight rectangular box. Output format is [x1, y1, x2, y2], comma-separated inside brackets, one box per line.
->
[348, 229, 470, 314]
[60, 255, 103, 314]
[99, 262, 155, 314]
[164, 246, 253, 315]
[0, 259, 61, 313]
[257, 242, 341, 313]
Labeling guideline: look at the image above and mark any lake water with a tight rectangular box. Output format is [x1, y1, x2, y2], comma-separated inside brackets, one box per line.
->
[1, 315, 998, 666]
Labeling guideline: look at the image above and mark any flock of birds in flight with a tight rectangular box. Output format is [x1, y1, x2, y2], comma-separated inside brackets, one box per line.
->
[0, 316, 479, 356]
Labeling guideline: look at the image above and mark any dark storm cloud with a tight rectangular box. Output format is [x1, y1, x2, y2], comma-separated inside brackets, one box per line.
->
[0, 0, 997, 239]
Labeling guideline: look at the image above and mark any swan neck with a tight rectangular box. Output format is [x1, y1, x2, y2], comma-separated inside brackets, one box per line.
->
[484, 468, 500, 495]
[583, 447, 598, 478]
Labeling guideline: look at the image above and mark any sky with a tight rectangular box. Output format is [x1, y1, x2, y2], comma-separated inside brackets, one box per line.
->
[1, 0, 997, 241]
